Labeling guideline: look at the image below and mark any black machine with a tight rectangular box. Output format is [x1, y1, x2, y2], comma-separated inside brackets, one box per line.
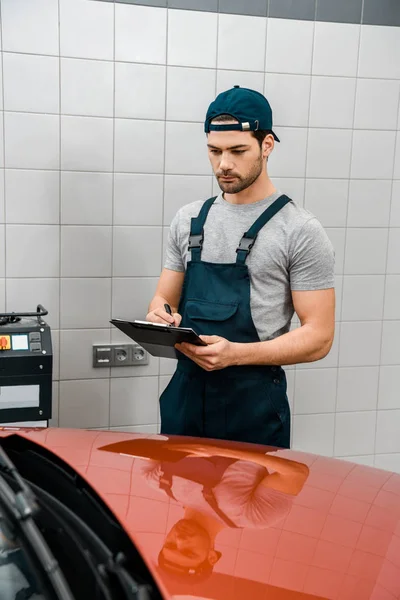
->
[0, 305, 52, 425]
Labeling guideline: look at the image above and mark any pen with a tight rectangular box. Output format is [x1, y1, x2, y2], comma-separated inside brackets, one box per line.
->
[164, 303, 174, 326]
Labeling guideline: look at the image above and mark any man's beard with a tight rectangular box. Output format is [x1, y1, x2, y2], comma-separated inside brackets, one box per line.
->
[216, 154, 264, 194]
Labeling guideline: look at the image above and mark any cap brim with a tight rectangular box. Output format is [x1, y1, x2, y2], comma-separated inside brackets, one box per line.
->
[272, 131, 280, 143]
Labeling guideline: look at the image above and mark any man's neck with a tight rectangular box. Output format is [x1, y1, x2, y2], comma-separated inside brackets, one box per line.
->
[184, 507, 225, 542]
[223, 173, 276, 205]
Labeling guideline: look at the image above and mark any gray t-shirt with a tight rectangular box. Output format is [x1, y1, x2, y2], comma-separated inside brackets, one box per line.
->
[164, 191, 335, 341]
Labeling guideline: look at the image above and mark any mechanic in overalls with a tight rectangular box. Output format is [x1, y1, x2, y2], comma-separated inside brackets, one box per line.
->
[147, 87, 335, 448]
[102, 437, 309, 582]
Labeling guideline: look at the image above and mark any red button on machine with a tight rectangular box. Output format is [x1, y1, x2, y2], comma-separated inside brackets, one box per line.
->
[0, 336, 11, 350]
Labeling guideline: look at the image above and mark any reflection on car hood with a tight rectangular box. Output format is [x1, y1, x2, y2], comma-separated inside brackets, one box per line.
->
[0, 427, 399, 600]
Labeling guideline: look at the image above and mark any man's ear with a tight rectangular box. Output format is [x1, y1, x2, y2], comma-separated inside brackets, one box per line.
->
[208, 550, 222, 565]
[263, 134, 274, 159]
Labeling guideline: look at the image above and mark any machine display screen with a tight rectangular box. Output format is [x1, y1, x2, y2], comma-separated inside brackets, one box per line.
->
[11, 334, 29, 351]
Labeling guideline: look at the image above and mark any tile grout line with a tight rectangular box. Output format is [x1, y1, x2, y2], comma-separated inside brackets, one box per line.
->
[262, 4, 268, 96]
[373, 88, 400, 462]
[0, 1, 7, 307]
[158, 6, 170, 431]
[293, 13, 317, 437]
[3, 48, 400, 83]
[2, 166, 400, 183]
[8, 107, 400, 130]
[332, 18, 363, 458]
[108, 0, 117, 429]
[57, 0, 62, 425]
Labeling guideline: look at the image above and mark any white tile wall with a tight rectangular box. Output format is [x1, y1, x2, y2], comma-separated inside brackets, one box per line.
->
[336, 367, 379, 412]
[115, 4, 167, 65]
[168, 9, 218, 68]
[391, 181, 400, 226]
[351, 130, 397, 179]
[269, 127, 308, 178]
[309, 77, 356, 129]
[3, 54, 59, 114]
[217, 14, 266, 71]
[341, 276, 385, 321]
[306, 129, 352, 179]
[6, 278, 60, 329]
[165, 122, 211, 175]
[266, 19, 314, 75]
[61, 172, 113, 225]
[114, 119, 165, 174]
[167, 67, 216, 122]
[114, 174, 164, 226]
[387, 228, 400, 274]
[358, 25, 400, 80]
[1, 0, 59, 56]
[5, 170, 60, 224]
[216, 70, 264, 95]
[61, 58, 114, 118]
[112, 227, 162, 277]
[115, 63, 166, 120]
[6, 225, 60, 278]
[304, 179, 348, 227]
[59, 0, 114, 61]
[5, 113, 60, 170]
[344, 229, 388, 275]
[334, 411, 376, 457]
[347, 180, 392, 228]
[265, 74, 311, 128]
[312, 22, 360, 77]
[61, 116, 114, 172]
[1, 3, 399, 473]
[354, 79, 400, 131]
[61, 226, 112, 278]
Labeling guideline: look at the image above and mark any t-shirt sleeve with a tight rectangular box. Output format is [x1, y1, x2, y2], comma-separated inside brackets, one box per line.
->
[164, 211, 185, 272]
[289, 217, 335, 291]
[214, 461, 293, 528]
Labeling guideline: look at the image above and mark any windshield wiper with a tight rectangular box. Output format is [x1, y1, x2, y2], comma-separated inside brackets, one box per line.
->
[0, 446, 75, 600]
[33, 482, 153, 600]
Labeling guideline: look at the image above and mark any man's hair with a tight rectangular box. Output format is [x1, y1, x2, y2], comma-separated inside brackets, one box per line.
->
[210, 114, 272, 148]
[158, 550, 222, 584]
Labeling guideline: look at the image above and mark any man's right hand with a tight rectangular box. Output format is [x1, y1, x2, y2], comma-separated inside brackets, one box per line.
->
[146, 307, 182, 327]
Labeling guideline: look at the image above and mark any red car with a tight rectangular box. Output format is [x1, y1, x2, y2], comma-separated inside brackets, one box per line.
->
[0, 427, 398, 600]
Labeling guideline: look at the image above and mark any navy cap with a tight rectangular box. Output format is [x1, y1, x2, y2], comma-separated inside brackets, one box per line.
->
[204, 85, 280, 142]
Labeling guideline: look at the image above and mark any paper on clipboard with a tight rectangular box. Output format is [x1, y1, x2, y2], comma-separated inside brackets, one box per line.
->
[110, 318, 207, 359]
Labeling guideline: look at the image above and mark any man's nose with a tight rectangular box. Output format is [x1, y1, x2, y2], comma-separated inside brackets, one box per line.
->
[176, 537, 191, 550]
[219, 154, 234, 171]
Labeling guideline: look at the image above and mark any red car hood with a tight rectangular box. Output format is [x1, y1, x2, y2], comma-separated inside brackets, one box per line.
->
[0, 426, 399, 600]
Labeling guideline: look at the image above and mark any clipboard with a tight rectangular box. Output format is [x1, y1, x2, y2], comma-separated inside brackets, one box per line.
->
[110, 318, 207, 359]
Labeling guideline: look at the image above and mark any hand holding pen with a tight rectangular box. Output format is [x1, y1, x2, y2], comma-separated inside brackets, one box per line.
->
[145, 303, 182, 327]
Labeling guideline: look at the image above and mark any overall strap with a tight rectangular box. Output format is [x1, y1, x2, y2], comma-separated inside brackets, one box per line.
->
[236, 195, 291, 265]
[189, 197, 218, 262]
[202, 487, 238, 528]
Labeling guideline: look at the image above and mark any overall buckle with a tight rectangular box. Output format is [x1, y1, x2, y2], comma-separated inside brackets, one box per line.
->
[236, 236, 256, 254]
[188, 234, 203, 250]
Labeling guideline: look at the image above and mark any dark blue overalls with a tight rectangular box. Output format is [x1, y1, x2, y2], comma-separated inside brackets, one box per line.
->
[160, 195, 291, 448]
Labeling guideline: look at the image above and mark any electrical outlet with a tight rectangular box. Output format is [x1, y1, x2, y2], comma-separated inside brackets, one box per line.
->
[93, 344, 149, 368]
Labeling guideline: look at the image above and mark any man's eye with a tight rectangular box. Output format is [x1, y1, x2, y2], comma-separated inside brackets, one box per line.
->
[209, 149, 220, 154]
[232, 150, 245, 155]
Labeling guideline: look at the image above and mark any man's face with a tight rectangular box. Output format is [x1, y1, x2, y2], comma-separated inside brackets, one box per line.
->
[160, 519, 213, 570]
[207, 129, 265, 194]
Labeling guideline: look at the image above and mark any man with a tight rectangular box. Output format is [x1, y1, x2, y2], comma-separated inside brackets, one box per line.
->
[102, 437, 309, 582]
[146, 86, 335, 448]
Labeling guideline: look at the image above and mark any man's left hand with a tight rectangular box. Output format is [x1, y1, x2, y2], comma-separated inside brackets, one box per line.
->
[175, 336, 239, 371]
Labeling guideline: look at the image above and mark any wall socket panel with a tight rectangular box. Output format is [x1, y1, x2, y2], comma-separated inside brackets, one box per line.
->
[93, 344, 149, 368]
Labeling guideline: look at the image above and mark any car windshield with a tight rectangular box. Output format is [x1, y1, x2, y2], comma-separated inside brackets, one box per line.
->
[0, 512, 47, 600]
